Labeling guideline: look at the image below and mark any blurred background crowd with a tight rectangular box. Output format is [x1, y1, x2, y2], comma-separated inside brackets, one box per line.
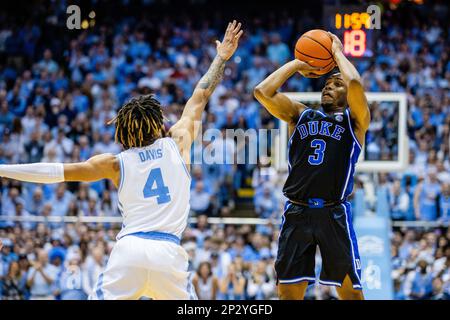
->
[0, 0, 448, 299]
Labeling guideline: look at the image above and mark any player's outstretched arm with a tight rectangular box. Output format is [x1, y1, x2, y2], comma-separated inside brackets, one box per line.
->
[64, 153, 120, 186]
[0, 153, 120, 187]
[329, 32, 370, 144]
[169, 20, 243, 163]
[254, 60, 318, 132]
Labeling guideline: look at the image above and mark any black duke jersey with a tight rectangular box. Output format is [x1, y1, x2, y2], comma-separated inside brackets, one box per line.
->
[276, 107, 364, 289]
[283, 108, 362, 203]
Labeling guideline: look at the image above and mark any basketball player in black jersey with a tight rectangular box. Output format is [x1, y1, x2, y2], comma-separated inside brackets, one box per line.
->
[254, 32, 370, 300]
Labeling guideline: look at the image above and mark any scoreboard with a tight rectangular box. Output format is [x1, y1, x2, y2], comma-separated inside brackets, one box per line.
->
[323, 5, 379, 58]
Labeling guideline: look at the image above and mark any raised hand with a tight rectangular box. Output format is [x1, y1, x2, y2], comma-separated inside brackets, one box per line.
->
[216, 20, 244, 61]
[327, 31, 343, 56]
[294, 59, 322, 78]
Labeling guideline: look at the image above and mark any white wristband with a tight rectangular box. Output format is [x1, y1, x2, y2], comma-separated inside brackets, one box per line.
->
[0, 163, 65, 184]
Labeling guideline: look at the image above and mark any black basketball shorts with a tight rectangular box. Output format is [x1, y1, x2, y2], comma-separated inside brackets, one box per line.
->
[275, 201, 362, 289]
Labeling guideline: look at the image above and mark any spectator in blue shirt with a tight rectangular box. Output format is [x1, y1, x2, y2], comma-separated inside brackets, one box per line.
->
[404, 260, 434, 300]
[6, 85, 27, 116]
[389, 180, 410, 220]
[1, 239, 17, 280]
[50, 184, 74, 217]
[0, 100, 14, 132]
[26, 249, 59, 300]
[266, 33, 290, 66]
[190, 181, 212, 216]
[35, 49, 59, 75]
[414, 171, 441, 221]
[438, 183, 450, 222]
[72, 88, 90, 113]
[255, 186, 278, 219]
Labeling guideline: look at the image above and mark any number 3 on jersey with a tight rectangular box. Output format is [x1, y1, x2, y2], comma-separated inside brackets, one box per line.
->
[143, 168, 171, 204]
[308, 139, 326, 165]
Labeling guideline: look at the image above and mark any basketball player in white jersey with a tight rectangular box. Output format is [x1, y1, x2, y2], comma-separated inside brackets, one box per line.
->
[0, 21, 243, 300]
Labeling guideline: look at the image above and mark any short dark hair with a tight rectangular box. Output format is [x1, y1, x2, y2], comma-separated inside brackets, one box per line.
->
[327, 72, 343, 82]
[197, 261, 212, 277]
[109, 94, 164, 149]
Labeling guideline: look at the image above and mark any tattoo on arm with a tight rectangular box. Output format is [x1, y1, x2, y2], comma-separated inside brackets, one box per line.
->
[197, 55, 226, 96]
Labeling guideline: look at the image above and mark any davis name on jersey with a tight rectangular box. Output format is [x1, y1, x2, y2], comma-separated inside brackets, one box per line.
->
[138, 148, 163, 162]
[116, 137, 191, 240]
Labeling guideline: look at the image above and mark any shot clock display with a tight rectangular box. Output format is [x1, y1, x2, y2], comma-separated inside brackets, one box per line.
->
[323, 5, 378, 58]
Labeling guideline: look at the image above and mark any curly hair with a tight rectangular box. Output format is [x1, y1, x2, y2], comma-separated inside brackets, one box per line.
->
[108, 94, 165, 149]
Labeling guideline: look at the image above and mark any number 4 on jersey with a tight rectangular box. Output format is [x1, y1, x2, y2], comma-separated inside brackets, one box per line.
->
[143, 168, 171, 204]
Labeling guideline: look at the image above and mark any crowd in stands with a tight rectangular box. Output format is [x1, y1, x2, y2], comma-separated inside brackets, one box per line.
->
[2, 218, 448, 300]
[0, 0, 448, 299]
[391, 227, 450, 300]
[359, 3, 449, 222]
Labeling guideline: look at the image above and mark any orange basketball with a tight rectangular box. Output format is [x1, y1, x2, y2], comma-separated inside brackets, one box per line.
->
[294, 29, 336, 76]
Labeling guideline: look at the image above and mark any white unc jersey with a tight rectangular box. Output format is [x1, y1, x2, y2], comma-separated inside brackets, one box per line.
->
[115, 137, 191, 240]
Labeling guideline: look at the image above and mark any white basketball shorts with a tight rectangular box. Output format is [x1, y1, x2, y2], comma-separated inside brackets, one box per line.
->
[89, 232, 197, 300]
